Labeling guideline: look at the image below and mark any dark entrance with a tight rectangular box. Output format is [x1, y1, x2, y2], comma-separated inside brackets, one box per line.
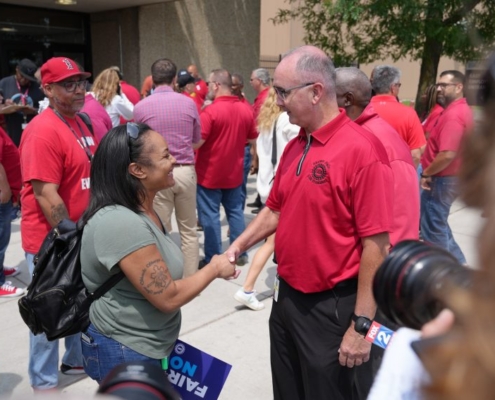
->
[0, 3, 91, 79]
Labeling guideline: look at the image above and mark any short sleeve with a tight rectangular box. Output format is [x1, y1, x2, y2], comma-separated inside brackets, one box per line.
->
[21, 133, 63, 184]
[438, 119, 464, 152]
[92, 209, 156, 270]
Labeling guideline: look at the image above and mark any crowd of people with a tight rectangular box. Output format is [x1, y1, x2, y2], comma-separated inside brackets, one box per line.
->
[0, 45, 479, 399]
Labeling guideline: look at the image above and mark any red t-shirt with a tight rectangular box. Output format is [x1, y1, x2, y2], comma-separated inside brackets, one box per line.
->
[356, 105, 419, 246]
[253, 87, 269, 121]
[19, 108, 98, 253]
[421, 98, 473, 176]
[370, 95, 426, 150]
[197, 96, 257, 189]
[181, 91, 202, 114]
[266, 110, 393, 293]
[194, 79, 208, 101]
[121, 81, 141, 105]
[422, 104, 443, 140]
[0, 127, 21, 203]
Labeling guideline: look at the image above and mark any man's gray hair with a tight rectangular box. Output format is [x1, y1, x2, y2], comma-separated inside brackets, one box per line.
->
[253, 68, 271, 86]
[371, 65, 401, 95]
[283, 47, 336, 94]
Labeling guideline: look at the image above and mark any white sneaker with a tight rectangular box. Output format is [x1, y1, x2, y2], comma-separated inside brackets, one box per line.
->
[234, 288, 265, 311]
[0, 281, 25, 298]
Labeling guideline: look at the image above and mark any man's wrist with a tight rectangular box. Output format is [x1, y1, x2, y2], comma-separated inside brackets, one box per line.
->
[420, 173, 431, 178]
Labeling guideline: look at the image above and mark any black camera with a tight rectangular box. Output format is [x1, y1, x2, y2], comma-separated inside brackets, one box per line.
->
[373, 240, 473, 330]
[97, 361, 180, 400]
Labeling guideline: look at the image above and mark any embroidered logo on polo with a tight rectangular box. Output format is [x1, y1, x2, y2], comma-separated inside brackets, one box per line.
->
[308, 160, 329, 184]
[62, 58, 74, 70]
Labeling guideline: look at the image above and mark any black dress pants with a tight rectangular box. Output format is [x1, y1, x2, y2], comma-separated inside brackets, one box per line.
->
[269, 277, 382, 400]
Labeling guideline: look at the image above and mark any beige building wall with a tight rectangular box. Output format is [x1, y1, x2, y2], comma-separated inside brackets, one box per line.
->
[90, 0, 261, 101]
[260, 0, 461, 103]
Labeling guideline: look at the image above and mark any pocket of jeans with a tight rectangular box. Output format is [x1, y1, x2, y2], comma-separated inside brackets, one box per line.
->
[81, 329, 101, 382]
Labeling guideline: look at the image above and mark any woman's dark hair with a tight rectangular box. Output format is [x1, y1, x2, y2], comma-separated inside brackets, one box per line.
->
[81, 123, 153, 225]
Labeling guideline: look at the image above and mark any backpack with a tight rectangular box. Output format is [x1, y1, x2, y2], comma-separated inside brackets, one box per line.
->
[18, 219, 124, 341]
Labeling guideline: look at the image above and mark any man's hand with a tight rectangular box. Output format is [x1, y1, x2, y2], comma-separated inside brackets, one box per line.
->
[339, 325, 372, 368]
[225, 244, 241, 265]
[420, 176, 432, 190]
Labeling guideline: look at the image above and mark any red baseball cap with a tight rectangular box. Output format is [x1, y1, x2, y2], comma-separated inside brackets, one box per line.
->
[41, 57, 91, 85]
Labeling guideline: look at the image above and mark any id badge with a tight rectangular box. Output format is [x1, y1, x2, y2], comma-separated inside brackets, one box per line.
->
[21, 123, 27, 130]
[273, 275, 280, 302]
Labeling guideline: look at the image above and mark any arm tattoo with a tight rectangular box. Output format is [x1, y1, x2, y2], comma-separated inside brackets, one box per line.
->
[139, 258, 172, 295]
[50, 203, 69, 225]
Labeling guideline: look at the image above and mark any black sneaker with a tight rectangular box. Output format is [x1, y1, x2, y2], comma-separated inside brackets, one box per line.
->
[60, 363, 86, 375]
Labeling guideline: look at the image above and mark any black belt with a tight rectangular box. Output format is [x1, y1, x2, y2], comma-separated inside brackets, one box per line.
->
[332, 279, 358, 291]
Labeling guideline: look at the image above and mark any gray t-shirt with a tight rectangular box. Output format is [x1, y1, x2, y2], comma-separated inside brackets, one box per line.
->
[81, 205, 184, 359]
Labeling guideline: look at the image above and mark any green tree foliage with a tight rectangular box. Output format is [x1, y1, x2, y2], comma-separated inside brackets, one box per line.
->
[273, 0, 495, 115]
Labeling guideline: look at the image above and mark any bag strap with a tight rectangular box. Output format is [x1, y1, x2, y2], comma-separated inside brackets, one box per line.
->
[91, 270, 125, 300]
[77, 112, 94, 137]
[271, 118, 278, 169]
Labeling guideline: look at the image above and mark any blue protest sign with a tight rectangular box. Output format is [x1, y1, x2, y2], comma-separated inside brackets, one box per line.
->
[166, 339, 232, 399]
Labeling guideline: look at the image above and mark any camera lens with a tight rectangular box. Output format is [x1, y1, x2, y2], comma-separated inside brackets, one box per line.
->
[97, 361, 180, 400]
[373, 240, 473, 329]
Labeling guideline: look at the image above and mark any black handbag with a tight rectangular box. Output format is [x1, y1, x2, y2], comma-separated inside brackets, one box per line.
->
[18, 219, 124, 341]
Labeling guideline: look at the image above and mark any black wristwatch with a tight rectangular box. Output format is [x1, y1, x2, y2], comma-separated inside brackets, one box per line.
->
[352, 313, 372, 336]
[420, 173, 430, 179]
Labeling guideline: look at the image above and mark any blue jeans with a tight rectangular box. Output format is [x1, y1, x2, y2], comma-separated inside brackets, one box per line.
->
[0, 201, 13, 286]
[82, 323, 161, 384]
[241, 145, 252, 210]
[197, 184, 247, 263]
[420, 176, 466, 264]
[26, 253, 83, 389]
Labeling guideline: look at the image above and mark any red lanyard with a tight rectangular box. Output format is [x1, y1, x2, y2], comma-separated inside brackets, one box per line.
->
[15, 79, 29, 105]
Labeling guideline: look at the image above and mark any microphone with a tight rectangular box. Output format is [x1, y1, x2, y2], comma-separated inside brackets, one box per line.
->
[354, 316, 395, 350]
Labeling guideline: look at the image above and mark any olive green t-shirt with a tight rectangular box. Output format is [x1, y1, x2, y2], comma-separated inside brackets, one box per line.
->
[81, 205, 184, 359]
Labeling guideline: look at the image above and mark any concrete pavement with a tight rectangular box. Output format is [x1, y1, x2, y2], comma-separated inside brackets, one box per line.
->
[0, 175, 483, 399]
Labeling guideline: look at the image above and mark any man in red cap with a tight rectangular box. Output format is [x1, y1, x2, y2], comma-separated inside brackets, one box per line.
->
[19, 57, 98, 392]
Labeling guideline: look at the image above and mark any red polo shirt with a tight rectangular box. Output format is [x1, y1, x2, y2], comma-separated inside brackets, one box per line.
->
[266, 110, 393, 293]
[421, 98, 473, 176]
[370, 95, 426, 150]
[197, 96, 257, 189]
[0, 127, 21, 203]
[356, 105, 419, 246]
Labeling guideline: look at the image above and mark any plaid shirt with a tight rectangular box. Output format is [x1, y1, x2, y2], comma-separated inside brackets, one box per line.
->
[134, 85, 201, 164]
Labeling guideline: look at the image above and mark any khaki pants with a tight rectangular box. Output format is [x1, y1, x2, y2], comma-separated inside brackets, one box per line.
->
[153, 165, 199, 277]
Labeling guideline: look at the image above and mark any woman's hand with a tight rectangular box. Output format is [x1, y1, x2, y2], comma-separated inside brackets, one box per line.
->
[209, 254, 238, 279]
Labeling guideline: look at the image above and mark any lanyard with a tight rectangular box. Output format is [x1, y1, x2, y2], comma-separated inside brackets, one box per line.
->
[15, 79, 29, 105]
[51, 108, 93, 162]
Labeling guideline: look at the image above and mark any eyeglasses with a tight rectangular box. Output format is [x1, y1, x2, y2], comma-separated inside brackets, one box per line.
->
[54, 80, 87, 92]
[394, 83, 402, 87]
[435, 83, 458, 89]
[273, 82, 315, 100]
[126, 122, 139, 140]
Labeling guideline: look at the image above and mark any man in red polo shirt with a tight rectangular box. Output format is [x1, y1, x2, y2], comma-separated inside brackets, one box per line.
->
[420, 70, 473, 264]
[336, 67, 419, 246]
[370, 65, 426, 167]
[195, 69, 257, 267]
[227, 46, 393, 400]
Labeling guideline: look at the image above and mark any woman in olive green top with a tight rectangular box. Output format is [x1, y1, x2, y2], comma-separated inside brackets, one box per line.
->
[80, 122, 236, 383]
